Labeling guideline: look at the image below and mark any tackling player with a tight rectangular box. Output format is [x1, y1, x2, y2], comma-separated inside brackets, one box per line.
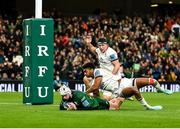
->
[59, 84, 124, 110]
[82, 62, 173, 110]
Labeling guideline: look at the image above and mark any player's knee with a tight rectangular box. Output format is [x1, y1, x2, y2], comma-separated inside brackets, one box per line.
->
[132, 88, 139, 95]
[132, 90, 142, 100]
[149, 78, 158, 85]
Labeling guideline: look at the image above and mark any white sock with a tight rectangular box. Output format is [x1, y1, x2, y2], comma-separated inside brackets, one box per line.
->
[138, 98, 152, 109]
[152, 79, 166, 93]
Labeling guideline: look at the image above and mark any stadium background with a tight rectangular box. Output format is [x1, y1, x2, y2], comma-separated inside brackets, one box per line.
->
[0, 0, 179, 91]
[0, 0, 180, 127]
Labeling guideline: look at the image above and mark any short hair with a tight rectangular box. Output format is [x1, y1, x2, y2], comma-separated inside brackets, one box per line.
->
[97, 38, 108, 45]
[82, 62, 95, 69]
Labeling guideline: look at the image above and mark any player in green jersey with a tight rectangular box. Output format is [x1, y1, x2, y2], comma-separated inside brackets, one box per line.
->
[59, 84, 124, 110]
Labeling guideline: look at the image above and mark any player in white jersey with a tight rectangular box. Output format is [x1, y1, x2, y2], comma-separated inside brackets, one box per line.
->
[84, 36, 123, 79]
[82, 62, 173, 110]
[83, 36, 131, 99]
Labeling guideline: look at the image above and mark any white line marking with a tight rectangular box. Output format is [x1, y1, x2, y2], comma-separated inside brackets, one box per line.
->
[0, 102, 59, 106]
[0, 102, 20, 105]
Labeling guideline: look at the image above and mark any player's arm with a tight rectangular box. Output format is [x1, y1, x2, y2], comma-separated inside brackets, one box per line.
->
[83, 76, 100, 97]
[59, 102, 67, 110]
[83, 76, 94, 96]
[92, 89, 100, 97]
[86, 76, 102, 94]
[60, 101, 76, 110]
[111, 60, 120, 75]
[83, 76, 91, 90]
[66, 102, 77, 110]
[109, 52, 121, 75]
[84, 36, 96, 54]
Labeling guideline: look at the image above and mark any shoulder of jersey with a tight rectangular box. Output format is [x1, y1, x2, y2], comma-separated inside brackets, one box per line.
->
[107, 47, 116, 54]
[94, 68, 103, 75]
[94, 68, 101, 72]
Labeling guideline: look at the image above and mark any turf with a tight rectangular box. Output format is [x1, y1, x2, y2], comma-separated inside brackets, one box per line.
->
[0, 92, 180, 128]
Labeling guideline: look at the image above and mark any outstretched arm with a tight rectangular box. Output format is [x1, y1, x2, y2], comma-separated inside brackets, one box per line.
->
[84, 36, 97, 54]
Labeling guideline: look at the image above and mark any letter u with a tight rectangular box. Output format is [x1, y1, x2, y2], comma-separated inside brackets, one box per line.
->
[37, 87, 49, 98]
[25, 87, 30, 97]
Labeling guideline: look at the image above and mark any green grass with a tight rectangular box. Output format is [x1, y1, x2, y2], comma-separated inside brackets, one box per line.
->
[0, 92, 180, 128]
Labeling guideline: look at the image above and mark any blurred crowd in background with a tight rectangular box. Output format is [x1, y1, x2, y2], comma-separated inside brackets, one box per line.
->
[0, 10, 179, 82]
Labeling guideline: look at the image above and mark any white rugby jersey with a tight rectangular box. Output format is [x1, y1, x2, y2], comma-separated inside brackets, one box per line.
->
[94, 68, 119, 92]
[96, 47, 122, 79]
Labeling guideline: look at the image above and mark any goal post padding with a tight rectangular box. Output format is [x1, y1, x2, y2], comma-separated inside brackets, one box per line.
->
[23, 18, 54, 104]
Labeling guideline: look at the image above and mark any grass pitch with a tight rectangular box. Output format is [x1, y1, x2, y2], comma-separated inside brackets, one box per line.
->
[0, 92, 180, 128]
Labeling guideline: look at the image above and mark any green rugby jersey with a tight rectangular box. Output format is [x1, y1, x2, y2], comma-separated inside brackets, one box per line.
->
[60, 90, 109, 110]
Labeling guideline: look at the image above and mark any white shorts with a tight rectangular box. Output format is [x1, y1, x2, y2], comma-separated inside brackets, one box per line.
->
[120, 78, 136, 88]
[113, 78, 136, 97]
[102, 90, 112, 97]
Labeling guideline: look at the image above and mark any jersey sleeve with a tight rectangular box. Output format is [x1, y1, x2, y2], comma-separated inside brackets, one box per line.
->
[109, 49, 118, 62]
[59, 101, 69, 110]
[94, 69, 103, 78]
[73, 91, 100, 110]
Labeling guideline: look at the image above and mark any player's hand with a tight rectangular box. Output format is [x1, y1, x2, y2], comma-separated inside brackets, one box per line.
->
[67, 102, 77, 110]
[84, 36, 92, 44]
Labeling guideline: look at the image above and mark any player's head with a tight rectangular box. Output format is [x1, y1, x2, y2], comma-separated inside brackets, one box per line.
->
[59, 85, 72, 100]
[97, 38, 109, 53]
[82, 62, 95, 77]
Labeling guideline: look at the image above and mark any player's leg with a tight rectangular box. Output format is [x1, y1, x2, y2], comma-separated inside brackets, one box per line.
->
[118, 78, 135, 101]
[135, 78, 173, 95]
[126, 96, 134, 101]
[121, 87, 162, 110]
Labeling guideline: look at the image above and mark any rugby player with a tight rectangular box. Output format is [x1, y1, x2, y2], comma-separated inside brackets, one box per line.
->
[59, 84, 124, 110]
[82, 62, 173, 110]
[84, 36, 133, 100]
